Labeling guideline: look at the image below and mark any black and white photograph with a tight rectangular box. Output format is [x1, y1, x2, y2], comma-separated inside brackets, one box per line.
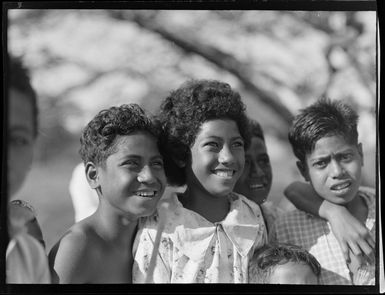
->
[2, 1, 382, 293]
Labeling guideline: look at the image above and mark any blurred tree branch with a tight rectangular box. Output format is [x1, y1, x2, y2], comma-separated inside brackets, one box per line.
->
[284, 11, 375, 101]
[108, 10, 294, 126]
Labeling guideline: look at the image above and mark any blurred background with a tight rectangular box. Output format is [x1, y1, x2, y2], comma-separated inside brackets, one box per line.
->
[7, 9, 377, 252]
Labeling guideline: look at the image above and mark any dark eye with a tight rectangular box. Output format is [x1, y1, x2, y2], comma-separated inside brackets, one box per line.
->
[205, 142, 219, 148]
[152, 160, 164, 168]
[123, 160, 139, 167]
[258, 156, 270, 167]
[341, 153, 353, 162]
[10, 135, 31, 147]
[232, 140, 244, 148]
[313, 161, 327, 169]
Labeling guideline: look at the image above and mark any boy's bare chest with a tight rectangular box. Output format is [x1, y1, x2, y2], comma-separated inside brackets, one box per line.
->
[89, 246, 134, 283]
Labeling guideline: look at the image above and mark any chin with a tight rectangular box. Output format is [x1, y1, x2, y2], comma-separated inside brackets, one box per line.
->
[324, 194, 353, 205]
[210, 188, 233, 198]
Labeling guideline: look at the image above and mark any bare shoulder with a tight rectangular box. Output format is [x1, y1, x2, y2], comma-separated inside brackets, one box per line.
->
[49, 222, 99, 283]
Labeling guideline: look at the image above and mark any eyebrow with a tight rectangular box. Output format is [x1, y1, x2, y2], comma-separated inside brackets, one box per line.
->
[203, 135, 244, 141]
[310, 149, 354, 162]
[118, 154, 163, 161]
[10, 126, 34, 134]
[309, 155, 330, 163]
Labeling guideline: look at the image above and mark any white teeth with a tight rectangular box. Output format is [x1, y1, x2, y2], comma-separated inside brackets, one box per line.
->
[214, 170, 234, 178]
[332, 182, 350, 190]
[250, 184, 264, 189]
[136, 191, 156, 197]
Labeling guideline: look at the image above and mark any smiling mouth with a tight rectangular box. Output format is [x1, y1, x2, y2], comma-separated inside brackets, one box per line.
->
[134, 191, 158, 198]
[330, 181, 351, 191]
[213, 169, 235, 179]
[249, 183, 265, 190]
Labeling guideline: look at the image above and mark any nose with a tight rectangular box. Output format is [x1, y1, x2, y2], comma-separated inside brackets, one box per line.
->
[250, 161, 265, 177]
[329, 159, 344, 178]
[218, 145, 235, 165]
[137, 165, 156, 183]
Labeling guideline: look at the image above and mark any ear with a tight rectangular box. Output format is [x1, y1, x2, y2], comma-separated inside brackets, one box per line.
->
[296, 160, 310, 182]
[85, 162, 100, 189]
[172, 156, 186, 168]
[357, 142, 364, 166]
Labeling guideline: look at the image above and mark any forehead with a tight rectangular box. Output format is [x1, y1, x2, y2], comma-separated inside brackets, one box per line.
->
[309, 135, 357, 157]
[246, 137, 266, 154]
[112, 132, 159, 155]
[196, 119, 241, 139]
[270, 261, 316, 283]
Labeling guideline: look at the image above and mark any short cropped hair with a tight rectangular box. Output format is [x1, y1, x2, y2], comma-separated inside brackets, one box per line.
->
[250, 119, 265, 142]
[288, 98, 359, 163]
[79, 104, 163, 167]
[249, 243, 321, 284]
[9, 56, 39, 138]
[158, 79, 251, 186]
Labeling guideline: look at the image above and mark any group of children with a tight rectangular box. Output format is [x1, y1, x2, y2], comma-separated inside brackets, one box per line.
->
[6, 55, 376, 285]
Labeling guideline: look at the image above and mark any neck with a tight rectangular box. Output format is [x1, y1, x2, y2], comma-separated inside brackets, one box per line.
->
[181, 187, 230, 223]
[93, 200, 138, 244]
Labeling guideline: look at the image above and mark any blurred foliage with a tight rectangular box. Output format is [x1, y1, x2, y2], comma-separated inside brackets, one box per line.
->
[8, 9, 377, 177]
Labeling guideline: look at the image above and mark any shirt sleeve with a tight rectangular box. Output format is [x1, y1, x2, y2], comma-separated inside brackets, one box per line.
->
[6, 233, 51, 283]
[269, 214, 290, 244]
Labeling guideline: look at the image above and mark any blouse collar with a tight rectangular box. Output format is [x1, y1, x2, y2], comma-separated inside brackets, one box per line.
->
[166, 192, 265, 262]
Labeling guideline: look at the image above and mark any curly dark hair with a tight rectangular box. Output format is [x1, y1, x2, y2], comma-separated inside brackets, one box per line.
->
[9, 55, 38, 138]
[79, 104, 163, 167]
[249, 119, 265, 142]
[288, 98, 359, 164]
[249, 243, 321, 284]
[158, 79, 251, 186]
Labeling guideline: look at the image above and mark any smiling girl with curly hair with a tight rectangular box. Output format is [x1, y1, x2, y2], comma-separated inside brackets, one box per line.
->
[133, 79, 268, 283]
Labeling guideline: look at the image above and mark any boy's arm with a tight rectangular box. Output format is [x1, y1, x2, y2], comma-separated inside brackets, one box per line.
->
[48, 232, 92, 283]
[284, 181, 374, 262]
[284, 181, 323, 216]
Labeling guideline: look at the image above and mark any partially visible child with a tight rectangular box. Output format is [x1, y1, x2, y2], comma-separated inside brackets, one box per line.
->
[6, 56, 51, 283]
[8, 199, 45, 249]
[249, 243, 321, 284]
[233, 119, 283, 233]
[271, 98, 375, 285]
[48, 104, 167, 283]
[133, 79, 267, 283]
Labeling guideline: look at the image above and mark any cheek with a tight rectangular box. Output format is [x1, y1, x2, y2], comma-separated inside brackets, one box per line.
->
[264, 166, 273, 180]
[102, 172, 136, 191]
[8, 148, 33, 196]
[9, 145, 33, 173]
[191, 152, 213, 171]
[348, 162, 362, 179]
[308, 170, 327, 188]
[155, 169, 167, 187]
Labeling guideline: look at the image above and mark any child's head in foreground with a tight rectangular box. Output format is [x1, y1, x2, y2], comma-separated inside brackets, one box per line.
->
[158, 79, 251, 197]
[288, 98, 363, 206]
[79, 104, 167, 219]
[249, 243, 321, 284]
[234, 120, 272, 204]
[8, 56, 38, 197]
